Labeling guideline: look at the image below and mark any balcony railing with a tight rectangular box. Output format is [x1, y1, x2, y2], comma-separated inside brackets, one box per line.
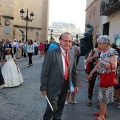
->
[100, 0, 120, 16]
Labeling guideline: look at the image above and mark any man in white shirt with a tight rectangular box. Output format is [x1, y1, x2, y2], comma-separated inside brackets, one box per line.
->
[34, 40, 38, 55]
[13, 39, 17, 55]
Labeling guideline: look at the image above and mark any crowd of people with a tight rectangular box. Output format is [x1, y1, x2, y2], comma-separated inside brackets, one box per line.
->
[0, 33, 120, 120]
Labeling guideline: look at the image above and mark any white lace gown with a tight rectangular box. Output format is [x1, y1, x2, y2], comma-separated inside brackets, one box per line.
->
[2, 55, 23, 87]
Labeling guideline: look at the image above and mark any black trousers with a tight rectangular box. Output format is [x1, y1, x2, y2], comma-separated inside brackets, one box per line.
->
[0, 68, 4, 85]
[14, 47, 16, 55]
[76, 55, 80, 65]
[34, 47, 38, 55]
[23, 51, 26, 57]
[88, 74, 97, 100]
[28, 53, 33, 65]
[43, 80, 69, 120]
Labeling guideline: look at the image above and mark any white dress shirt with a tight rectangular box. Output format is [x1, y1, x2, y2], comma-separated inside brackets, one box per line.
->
[60, 46, 67, 76]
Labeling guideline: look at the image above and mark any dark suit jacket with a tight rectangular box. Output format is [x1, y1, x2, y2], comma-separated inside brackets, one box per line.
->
[40, 47, 78, 99]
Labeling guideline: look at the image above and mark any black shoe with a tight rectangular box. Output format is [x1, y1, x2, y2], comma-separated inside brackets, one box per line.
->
[87, 100, 92, 106]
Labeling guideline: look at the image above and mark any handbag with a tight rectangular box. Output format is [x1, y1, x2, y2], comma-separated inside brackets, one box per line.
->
[85, 49, 94, 73]
[85, 62, 91, 72]
[100, 63, 118, 88]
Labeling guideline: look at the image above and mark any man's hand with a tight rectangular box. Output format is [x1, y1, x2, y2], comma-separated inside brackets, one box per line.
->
[74, 87, 79, 93]
[41, 91, 47, 96]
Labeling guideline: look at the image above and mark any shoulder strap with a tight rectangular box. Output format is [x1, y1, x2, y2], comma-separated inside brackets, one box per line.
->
[92, 49, 94, 56]
[110, 63, 113, 71]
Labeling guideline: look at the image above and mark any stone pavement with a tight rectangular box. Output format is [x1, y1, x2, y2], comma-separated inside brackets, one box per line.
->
[0, 55, 120, 120]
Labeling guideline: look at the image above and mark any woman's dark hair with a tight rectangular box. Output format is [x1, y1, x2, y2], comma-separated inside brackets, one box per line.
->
[111, 43, 118, 50]
[4, 50, 13, 59]
[116, 47, 120, 53]
[28, 40, 33, 45]
[95, 42, 98, 48]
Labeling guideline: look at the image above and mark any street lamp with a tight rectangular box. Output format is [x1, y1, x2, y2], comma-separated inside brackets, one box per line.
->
[50, 29, 54, 41]
[20, 9, 34, 41]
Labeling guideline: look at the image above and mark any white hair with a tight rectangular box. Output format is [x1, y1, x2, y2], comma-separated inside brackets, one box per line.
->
[97, 35, 110, 45]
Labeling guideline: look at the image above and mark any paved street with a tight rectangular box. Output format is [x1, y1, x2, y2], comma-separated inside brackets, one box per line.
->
[0, 55, 120, 120]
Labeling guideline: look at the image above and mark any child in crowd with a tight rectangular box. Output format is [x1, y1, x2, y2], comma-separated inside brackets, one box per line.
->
[65, 82, 78, 105]
[2, 48, 23, 87]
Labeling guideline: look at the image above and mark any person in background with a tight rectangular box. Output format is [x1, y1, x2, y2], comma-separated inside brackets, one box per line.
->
[111, 43, 118, 50]
[76, 43, 81, 65]
[44, 40, 50, 53]
[88, 35, 118, 120]
[13, 39, 17, 55]
[0, 41, 4, 87]
[117, 63, 120, 108]
[65, 81, 78, 106]
[16, 41, 21, 59]
[86, 42, 100, 106]
[34, 40, 38, 55]
[48, 40, 58, 50]
[114, 47, 120, 102]
[23, 42, 27, 57]
[19, 40, 23, 58]
[39, 42, 44, 57]
[27, 40, 34, 67]
[1, 40, 5, 60]
[71, 41, 79, 67]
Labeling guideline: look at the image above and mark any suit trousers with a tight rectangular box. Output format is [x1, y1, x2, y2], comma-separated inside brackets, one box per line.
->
[88, 74, 97, 100]
[43, 80, 69, 120]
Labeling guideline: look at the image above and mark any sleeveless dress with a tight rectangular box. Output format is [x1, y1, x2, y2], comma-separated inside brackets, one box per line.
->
[97, 48, 118, 103]
[2, 55, 23, 87]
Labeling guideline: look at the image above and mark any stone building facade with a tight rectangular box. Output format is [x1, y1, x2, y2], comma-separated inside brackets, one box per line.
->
[100, 0, 120, 45]
[0, 0, 49, 42]
[86, 0, 120, 44]
[85, 0, 101, 43]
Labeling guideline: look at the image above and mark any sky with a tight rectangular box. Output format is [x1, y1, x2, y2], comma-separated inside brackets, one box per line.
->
[49, 0, 86, 33]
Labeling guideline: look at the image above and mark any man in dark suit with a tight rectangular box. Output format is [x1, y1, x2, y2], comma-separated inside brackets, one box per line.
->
[40, 32, 79, 120]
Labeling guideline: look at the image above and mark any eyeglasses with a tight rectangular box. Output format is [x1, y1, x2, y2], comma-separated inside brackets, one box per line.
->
[61, 39, 72, 43]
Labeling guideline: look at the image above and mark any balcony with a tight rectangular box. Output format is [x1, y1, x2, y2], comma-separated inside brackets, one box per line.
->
[100, 0, 120, 16]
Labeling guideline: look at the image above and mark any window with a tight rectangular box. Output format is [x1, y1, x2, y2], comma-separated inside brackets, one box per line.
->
[103, 22, 109, 35]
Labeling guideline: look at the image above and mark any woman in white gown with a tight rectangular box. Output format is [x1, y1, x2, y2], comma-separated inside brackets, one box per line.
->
[2, 48, 23, 87]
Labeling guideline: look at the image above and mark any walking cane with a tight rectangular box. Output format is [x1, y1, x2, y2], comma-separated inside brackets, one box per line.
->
[45, 95, 54, 112]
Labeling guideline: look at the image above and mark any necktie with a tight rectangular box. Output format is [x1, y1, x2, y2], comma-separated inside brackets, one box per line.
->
[64, 51, 69, 80]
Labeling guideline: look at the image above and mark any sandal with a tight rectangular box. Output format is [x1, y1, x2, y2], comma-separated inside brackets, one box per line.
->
[87, 100, 92, 106]
[71, 101, 78, 104]
[118, 103, 120, 105]
[95, 118, 105, 120]
[94, 112, 107, 117]
[118, 105, 120, 109]
[96, 104, 100, 109]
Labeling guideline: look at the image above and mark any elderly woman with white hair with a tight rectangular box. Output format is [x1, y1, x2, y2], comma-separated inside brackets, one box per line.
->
[88, 35, 118, 120]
